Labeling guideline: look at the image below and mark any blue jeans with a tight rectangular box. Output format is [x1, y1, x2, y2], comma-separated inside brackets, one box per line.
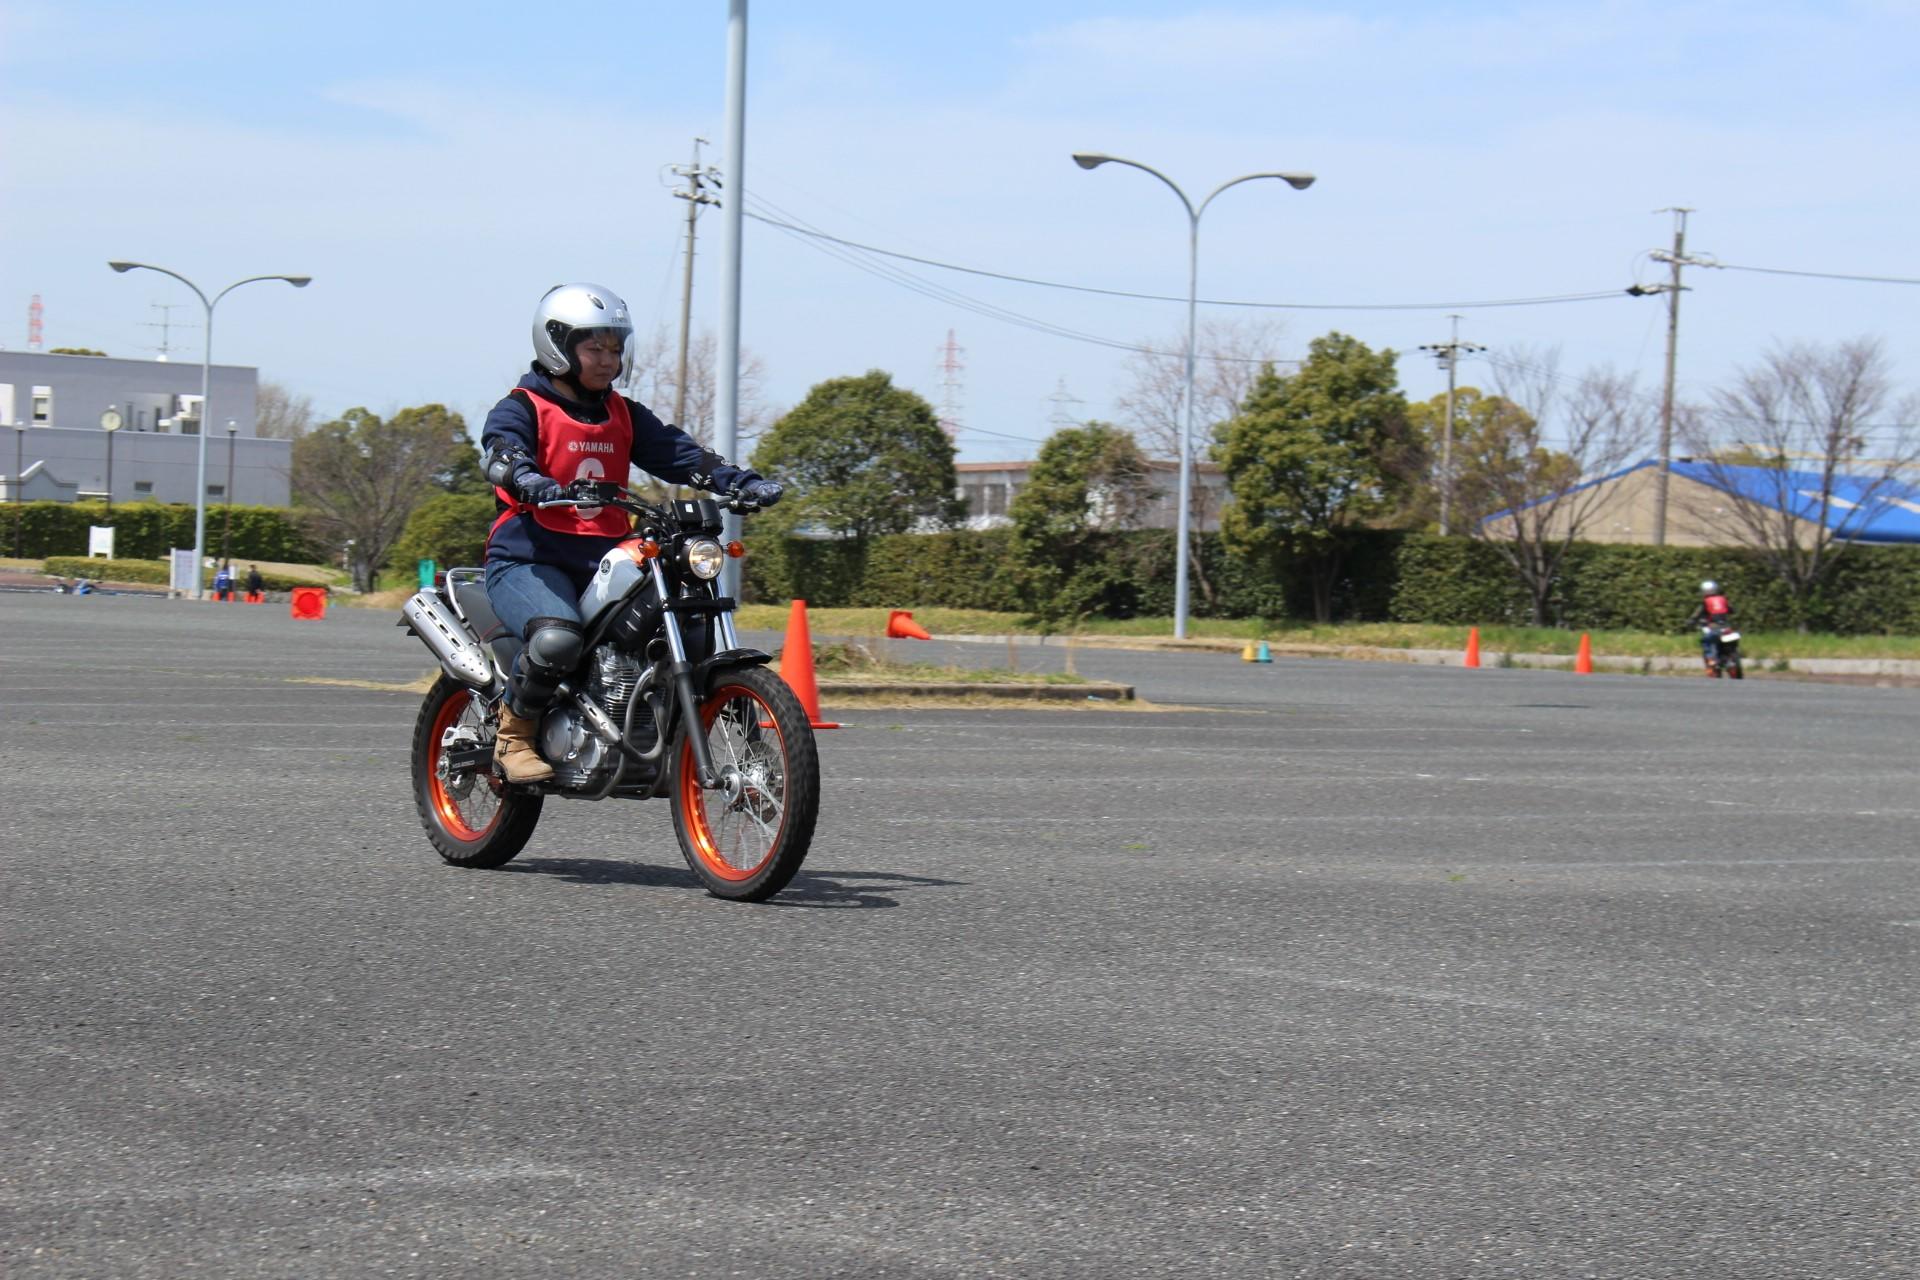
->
[484, 559, 591, 640]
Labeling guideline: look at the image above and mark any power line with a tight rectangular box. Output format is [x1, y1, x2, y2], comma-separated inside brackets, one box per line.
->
[1707, 262, 1920, 287]
[742, 209, 1628, 311]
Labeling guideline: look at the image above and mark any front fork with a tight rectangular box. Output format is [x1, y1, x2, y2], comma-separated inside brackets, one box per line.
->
[654, 561, 722, 789]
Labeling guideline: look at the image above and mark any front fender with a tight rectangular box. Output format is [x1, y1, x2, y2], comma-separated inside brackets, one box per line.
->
[695, 647, 773, 691]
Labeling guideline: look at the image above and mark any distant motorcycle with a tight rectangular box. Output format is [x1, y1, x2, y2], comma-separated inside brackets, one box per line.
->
[399, 481, 820, 901]
[1701, 623, 1744, 679]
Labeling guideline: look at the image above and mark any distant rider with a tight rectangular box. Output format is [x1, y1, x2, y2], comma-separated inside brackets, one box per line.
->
[479, 282, 782, 783]
[1687, 579, 1734, 673]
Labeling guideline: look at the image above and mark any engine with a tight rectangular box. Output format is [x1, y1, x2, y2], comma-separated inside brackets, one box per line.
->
[539, 645, 650, 790]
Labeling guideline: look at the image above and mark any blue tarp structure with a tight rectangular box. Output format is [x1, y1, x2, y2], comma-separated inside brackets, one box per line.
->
[1484, 459, 1920, 544]
[1669, 460, 1920, 544]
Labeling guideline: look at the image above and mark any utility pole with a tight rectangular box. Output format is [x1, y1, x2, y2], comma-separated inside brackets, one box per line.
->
[1418, 315, 1485, 536]
[669, 137, 720, 433]
[1628, 208, 1711, 546]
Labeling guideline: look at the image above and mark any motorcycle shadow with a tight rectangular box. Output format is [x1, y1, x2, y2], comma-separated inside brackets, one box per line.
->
[502, 857, 963, 910]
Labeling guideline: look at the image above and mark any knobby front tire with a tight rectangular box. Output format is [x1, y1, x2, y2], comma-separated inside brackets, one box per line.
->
[671, 665, 820, 902]
[411, 674, 543, 868]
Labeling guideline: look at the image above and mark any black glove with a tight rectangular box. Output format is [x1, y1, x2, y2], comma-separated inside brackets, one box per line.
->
[518, 470, 567, 506]
[740, 478, 784, 508]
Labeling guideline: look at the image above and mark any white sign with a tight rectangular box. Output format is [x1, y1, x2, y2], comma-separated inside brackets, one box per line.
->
[88, 525, 115, 559]
[169, 548, 199, 594]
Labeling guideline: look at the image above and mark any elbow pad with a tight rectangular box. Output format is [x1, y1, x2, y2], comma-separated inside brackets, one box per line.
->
[484, 445, 542, 496]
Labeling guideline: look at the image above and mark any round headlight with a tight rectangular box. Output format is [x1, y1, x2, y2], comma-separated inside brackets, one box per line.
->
[685, 538, 725, 580]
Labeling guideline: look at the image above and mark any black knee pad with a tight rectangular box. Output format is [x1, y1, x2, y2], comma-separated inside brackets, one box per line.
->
[509, 618, 583, 715]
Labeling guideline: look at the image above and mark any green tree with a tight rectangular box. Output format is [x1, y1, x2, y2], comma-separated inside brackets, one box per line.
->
[293, 405, 470, 591]
[388, 404, 488, 494]
[48, 347, 107, 357]
[1404, 386, 1544, 529]
[1215, 333, 1411, 622]
[749, 370, 962, 551]
[388, 492, 496, 578]
[1009, 421, 1152, 624]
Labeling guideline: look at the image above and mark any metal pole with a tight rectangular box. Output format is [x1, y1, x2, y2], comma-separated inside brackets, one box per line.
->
[1440, 316, 1458, 537]
[11, 426, 22, 558]
[194, 304, 214, 595]
[222, 422, 237, 565]
[1175, 212, 1200, 640]
[105, 427, 115, 518]
[716, 0, 748, 600]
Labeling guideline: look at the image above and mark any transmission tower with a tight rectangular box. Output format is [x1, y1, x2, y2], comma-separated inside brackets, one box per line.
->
[1047, 378, 1084, 430]
[27, 295, 43, 350]
[936, 329, 966, 437]
[142, 303, 198, 361]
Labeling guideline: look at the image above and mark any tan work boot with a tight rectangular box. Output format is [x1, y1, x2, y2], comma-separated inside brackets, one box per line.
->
[494, 704, 554, 783]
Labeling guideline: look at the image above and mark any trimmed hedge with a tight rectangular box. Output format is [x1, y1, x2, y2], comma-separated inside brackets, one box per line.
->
[741, 527, 1920, 634]
[0, 501, 320, 562]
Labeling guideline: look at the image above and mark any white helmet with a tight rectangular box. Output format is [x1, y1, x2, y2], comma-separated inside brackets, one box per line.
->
[532, 283, 633, 376]
[1700, 580, 1720, 595]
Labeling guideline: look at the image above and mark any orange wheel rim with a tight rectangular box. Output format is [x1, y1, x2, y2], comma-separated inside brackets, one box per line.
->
[428, 693, 502, 842]
[680, 684, 787, 881]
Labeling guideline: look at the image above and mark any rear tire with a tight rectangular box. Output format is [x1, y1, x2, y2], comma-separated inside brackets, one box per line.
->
[411, 675, 543, 868]
[671, 665, 819, 902]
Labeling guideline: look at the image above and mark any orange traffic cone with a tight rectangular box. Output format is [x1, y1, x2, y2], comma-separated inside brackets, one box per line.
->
[886, 609, 933, 641]
[1463, 627, 1481, 669]
[1574, 633, 1593, 675]
[776, 600, 840, 730]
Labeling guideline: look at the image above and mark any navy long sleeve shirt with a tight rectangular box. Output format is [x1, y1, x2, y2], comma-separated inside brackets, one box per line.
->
[480, 366, 752, 567]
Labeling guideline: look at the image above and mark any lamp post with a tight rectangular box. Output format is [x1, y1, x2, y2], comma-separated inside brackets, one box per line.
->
[10, 421, 24, 558]
[101, 406, 123, 517]
[1072, 153, 1314, 638]
[221, 419, 238, 566]
[107, 262, 310, 597]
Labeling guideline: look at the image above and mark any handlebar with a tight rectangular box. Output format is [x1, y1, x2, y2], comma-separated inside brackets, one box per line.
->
[534, 480, 768, 516]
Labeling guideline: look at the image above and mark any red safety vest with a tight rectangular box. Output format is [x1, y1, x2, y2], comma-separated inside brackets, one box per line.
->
[1703, 594, 1731, 618]
[492, 388, 633, 539]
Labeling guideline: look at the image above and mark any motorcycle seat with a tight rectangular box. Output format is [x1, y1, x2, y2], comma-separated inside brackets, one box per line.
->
[453, 578, 523, 672]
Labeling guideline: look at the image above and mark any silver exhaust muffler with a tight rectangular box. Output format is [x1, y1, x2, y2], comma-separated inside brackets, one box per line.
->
[401, 590, 497, 690]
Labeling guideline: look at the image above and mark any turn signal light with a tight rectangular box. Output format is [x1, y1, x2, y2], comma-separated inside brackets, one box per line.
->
[725, 541, 745, 558]
[638, 539, 661, 559]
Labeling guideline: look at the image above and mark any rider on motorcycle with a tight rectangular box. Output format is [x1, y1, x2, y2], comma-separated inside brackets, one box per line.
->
[480, 282, 782, 783]
[1687, 579, 1735, 673]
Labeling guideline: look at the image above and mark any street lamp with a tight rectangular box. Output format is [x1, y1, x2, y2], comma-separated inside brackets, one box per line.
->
[101, 405, 123, 517]
[221, 419, 238, 566]
[107, 262, 310, 598]
[9, 421, 24, 558]
[1072, 153, 1314, 639]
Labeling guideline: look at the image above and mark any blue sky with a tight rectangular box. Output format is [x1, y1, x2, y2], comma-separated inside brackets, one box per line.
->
[3, 1, 1916, 460]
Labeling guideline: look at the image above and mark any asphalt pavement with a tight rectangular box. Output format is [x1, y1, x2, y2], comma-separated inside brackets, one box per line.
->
[2, 593, 1916, 1278]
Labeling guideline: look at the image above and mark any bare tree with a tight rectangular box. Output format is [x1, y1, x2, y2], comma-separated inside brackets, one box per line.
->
[1679, 338, 1920, 628]
[1117, 317, 1290, 460]
[1472, 350, 1651, 625]
[1117, 317, 1289, 605]
[255, 380, 316, 439]
[620, 324, 772, 450]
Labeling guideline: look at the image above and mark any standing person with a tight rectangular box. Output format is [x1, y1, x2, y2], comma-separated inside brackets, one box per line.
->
[479, 282, 782, 783]
[212, 561, 235, 603]
[1687, 579, 1735, 673]
[244, 563, 265, 602]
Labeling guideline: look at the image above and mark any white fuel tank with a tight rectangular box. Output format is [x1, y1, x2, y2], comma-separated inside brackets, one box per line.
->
[578, 543, 651, 627]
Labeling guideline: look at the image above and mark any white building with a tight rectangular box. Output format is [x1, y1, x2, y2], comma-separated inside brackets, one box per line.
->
[955, 458, 1229, 532]
[0, 350, 291, 506]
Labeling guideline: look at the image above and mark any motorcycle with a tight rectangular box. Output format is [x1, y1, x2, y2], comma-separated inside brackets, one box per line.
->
[398, 481, 820, 901]
[1701, 623, 1744, 679]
